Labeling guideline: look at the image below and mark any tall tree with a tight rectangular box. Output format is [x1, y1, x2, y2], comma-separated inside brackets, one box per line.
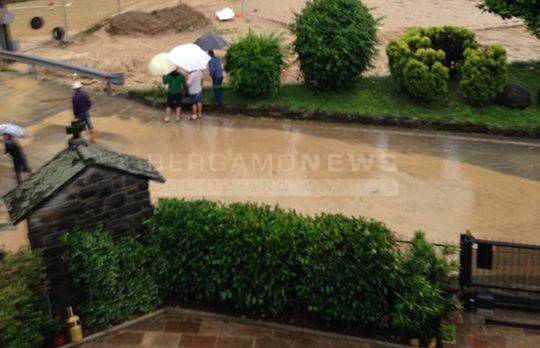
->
[479, 0, 540, 38]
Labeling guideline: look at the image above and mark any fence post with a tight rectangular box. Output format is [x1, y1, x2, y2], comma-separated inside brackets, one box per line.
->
[459, 232, 474, 287]
[61, 0, 69, 43]
[242, 0, 248, 21]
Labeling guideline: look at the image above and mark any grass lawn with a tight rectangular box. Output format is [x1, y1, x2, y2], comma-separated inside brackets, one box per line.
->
[136, 62, 540, 135]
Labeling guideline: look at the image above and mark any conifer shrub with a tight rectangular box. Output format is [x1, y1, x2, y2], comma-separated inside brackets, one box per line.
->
[460, 45, 508, 106]
[292, 0, 378, 91]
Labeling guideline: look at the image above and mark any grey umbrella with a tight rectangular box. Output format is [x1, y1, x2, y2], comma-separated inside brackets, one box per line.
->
[194, 35, 228, 52]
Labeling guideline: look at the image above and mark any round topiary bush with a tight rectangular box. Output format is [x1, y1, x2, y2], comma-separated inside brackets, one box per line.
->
[224, 32, 285, 98]
[387, 26, 478, 102]
[460, 45, 507, 106]
[292, 0, 378, 91]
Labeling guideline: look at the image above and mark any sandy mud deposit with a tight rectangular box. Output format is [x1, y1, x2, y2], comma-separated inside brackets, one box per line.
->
[106, 5, 210, 36]
[6, 0, 539, 88]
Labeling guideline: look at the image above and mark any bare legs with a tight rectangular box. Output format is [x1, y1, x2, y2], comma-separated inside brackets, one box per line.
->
[165, 107, 182, 122]
[164, 107, 171, 122]
[191, 103, 203, 120]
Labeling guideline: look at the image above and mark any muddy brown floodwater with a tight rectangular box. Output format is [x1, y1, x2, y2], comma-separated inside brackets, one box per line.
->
[1, 73, 540, 250]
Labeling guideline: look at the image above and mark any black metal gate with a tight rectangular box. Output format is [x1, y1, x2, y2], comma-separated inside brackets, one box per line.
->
[460, 234, 540, 311]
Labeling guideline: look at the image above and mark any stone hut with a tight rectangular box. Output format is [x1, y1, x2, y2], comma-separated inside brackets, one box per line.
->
[3, 139, 165, 314]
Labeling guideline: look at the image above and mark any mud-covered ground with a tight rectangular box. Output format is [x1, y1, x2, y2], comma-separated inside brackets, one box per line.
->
[2, 73, 540, 250]
[7, 0, 540, 88]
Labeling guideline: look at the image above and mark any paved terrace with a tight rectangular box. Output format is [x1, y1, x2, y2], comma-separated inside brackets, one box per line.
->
[77, 308, 407, 348]
[72, 308, 540, 348]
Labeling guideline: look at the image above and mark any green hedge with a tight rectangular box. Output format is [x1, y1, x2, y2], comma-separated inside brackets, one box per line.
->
[224, 32, 285, 98]
[460, 45, 508, 106]
[0, 249, 58, 348]
[61, 231, 159, 329]
[146, 199, 459, 337]
[387, 26, 478, 101]
[292, 0, 378, 91]
[60, 200, 459, 340]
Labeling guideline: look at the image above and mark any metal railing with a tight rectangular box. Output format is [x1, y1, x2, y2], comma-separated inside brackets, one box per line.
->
[0, 49, 124, 93]
[460, 234, 540, 310]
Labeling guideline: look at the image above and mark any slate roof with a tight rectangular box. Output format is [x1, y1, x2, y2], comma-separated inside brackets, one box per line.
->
[3, 142, 165, 224]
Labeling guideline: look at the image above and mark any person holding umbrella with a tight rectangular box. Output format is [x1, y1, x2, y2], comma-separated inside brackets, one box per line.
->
[162, 68, 188, 122]
[194, 35, 228, 109]
[1, 124, 31, 184]
[188, 69, 204, 120]
[166, 44, 212, 120]
[208, 50, 224, 108]
[71, 82, 96, 143]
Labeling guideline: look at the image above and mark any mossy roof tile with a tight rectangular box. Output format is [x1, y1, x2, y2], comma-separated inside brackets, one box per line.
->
[3, 143, 165, 224]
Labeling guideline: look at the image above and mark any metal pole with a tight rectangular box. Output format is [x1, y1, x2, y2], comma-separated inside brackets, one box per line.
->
[61, 0, 69, 43]
[242, 0, 248, 21]
[459, 233, 474, 287]
[116, 0, 121, 14]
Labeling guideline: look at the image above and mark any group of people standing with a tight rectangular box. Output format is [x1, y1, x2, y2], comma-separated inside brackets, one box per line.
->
[162, 50, 223, 122]
[2, 51, 223, 186]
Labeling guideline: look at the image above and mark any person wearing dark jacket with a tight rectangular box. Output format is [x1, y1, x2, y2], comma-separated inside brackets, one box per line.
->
[2, 133, 31, 184]
[71, 81, 96, 143]
[208, 50, 224, 108]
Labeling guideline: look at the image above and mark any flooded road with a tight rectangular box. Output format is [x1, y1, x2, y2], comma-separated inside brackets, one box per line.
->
[1, 73, 539, 249]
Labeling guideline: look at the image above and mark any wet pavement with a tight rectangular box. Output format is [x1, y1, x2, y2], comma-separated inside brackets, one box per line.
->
[79, 308, 407, 348]
[75, 308, 540, 348]
[1, 72, 540, 249]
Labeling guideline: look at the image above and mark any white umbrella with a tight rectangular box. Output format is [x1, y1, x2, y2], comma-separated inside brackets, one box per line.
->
[148, 53, 177, 76]
[167, 44, 211, 72]
[0, 123, 28, 138]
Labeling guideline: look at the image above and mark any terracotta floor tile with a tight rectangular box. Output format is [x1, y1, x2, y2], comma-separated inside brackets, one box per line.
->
[104, 331, 145, 345]
[254, 336, 295, 348]
[291, 335, 332, 348]
[216, 336, 255, 348]
[469, 335, 507, 348]
[230, 324, 274, 337]
[199, 320, 243, 336]
[165, 320, 202, 333]
[485, 326, 524, 336]
[179, 334, 217, 348]
[331, 340, 372, 348]
[141, 332, 181, 348]
[524, 328, 540, 336]
[128, 317, 167, 332]
[458, 324, 487, 336]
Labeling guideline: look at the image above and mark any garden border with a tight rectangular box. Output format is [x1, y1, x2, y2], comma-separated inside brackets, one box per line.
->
[125, 90, 540, 139]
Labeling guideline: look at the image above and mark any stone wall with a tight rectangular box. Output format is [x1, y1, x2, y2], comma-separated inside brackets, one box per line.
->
[26, 166, 154, 316]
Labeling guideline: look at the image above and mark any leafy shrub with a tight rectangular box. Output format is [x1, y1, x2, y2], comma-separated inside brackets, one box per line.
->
[147, 200, 305, 317]
[460, 45, 508, 106]
[147, 199, 462, 335]
[0, 249, 59, 348]
[392, 232, 461, 339]
[387, 26, 478, 101]
[62, 230, 159, 329]
[224, 32, 285, 98]
[292, 0, 378, 91]
[296, 214, 397, 328]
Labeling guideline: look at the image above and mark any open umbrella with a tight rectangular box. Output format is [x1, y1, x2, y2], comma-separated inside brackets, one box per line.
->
[148, 53, 177, 76]
[194, 35, 228, 52]
[0, 123, 28, 138]
[167, 44, 211, 72]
